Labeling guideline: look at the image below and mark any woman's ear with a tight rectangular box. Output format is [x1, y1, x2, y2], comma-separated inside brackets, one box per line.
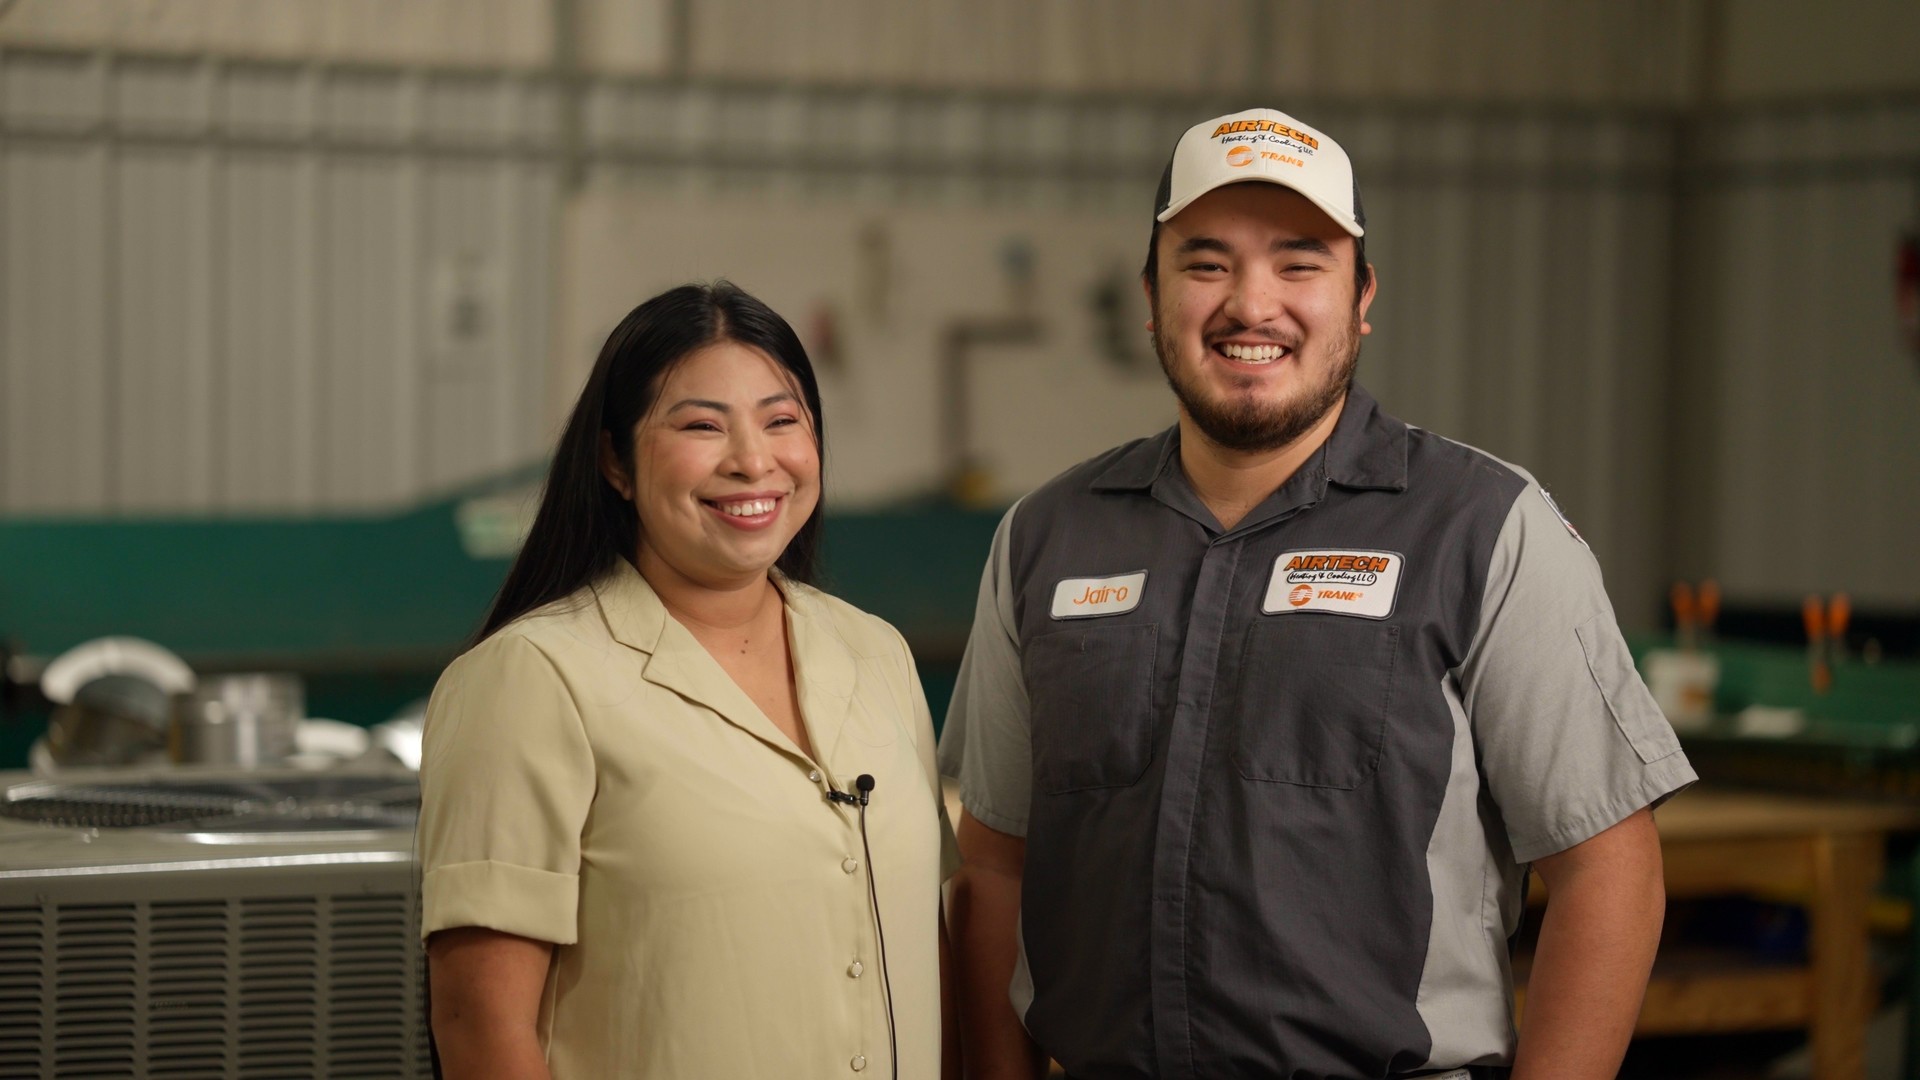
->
[598, 430, 634, 500]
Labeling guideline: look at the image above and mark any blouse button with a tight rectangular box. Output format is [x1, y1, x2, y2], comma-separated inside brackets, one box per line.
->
[848, 960, 864, 978]
[808, 770, 822, 783]
[850, 1055, 867, 1072]
[842, 857, 860, 874]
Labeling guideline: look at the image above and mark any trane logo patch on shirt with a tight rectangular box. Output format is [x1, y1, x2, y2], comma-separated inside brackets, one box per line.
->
[1050, 571, 1147, 619]
[1262, 549, 1404, 619]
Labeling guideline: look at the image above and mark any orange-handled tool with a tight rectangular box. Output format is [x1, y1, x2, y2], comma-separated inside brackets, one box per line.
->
[1697, 580, 1720, 643]
[1804, 594, 1831, 695]
[1671, 582, 1697, 652]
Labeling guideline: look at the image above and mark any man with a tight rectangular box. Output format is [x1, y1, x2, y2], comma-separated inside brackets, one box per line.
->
[938, 107, 1695, 1080]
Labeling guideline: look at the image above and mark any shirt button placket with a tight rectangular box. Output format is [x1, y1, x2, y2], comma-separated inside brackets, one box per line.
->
[1149, 538, 1243, 1080]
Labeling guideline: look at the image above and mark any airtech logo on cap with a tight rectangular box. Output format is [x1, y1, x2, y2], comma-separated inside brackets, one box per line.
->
[1051, 571, 1148, 620]
[1225, 145, 1254, 168]
[1263, 550, 1404, 619]
[1210, 118, 1320, 150]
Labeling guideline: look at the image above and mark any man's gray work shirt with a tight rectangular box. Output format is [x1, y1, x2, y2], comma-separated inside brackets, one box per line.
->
[938, 384, 1696, 1080]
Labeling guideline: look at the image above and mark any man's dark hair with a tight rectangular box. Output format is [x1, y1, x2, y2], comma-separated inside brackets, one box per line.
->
[473, 280, 826, 644]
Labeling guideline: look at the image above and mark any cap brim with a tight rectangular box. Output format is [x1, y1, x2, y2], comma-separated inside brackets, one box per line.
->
[1157, 175, 1364, 238]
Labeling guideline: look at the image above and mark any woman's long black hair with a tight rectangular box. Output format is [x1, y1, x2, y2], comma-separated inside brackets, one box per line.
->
[474, 281, 825, 643]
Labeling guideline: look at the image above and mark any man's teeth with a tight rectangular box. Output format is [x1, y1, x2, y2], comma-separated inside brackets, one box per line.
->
[1220, 343, 1288, 363]
[717, 498, 776, 517]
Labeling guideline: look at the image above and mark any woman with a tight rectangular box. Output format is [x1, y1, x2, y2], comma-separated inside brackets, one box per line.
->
[419, 282, 959, 1079]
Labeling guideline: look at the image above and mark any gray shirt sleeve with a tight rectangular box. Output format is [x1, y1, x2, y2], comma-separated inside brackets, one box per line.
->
[1459, 481, 1697, 863]
[937, 501, 1032, 837]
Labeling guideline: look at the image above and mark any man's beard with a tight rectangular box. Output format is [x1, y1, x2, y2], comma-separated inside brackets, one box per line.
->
[1152, 307, 1362, 454]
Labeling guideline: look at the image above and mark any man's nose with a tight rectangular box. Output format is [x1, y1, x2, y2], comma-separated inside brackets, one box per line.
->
[1222, 270, 1286, 329]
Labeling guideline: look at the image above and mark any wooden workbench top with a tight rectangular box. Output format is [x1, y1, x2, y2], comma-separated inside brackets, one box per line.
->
[1655, 786, 1920, 843]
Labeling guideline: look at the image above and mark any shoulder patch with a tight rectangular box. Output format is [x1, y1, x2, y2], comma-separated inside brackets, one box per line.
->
[1540, 488, 1586, 547]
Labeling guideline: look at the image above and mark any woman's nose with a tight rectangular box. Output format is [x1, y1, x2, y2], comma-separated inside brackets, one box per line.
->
[722, 430, 774, 478]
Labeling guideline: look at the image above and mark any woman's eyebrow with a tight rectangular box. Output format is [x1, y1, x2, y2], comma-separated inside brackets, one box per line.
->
[664, 392, 797, 414]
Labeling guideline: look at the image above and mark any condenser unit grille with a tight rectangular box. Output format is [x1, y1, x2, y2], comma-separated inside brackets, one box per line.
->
[0, 777, 421, 831]
[0, 893, 429, 1079]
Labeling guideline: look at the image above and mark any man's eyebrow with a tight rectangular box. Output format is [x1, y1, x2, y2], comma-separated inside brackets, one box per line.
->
[1274, 236, 1334, 257]
[1173, 236, 1232, 257]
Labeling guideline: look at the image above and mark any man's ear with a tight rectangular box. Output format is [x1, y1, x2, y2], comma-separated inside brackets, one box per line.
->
[1357, 263, 1378, 337]
[598, 430, 633, 500]
[1141, 274, 1155, 333]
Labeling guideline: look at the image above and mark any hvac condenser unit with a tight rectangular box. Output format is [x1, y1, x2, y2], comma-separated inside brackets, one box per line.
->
[0, 765, 429, 1079]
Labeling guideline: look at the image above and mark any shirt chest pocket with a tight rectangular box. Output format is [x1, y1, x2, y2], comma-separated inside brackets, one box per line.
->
[1023, 624, 1158, 794]
[1230, 620, 1399, 790]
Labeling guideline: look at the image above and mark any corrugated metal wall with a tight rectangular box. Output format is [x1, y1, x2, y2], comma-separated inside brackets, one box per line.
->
[3, 0, 1917, 624]
[0, 51, 558, 513]
[0, 41, 1725, 631]
[1676, 100, 1920, 608]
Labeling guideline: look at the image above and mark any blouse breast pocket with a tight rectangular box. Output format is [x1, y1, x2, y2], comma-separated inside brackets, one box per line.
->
[1023, 624, 1158, 794]
[1230, 620, 1399, 790]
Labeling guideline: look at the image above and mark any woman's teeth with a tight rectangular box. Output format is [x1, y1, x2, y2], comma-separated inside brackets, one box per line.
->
[1219, 343, 1288, 363]
[716, 498, 776, 517]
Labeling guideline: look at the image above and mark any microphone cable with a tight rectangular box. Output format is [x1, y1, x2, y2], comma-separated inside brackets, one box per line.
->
[840, 775, 898, 1080]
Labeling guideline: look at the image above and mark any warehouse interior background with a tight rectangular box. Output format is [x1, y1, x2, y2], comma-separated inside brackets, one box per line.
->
[1, 1, 1919, 1077]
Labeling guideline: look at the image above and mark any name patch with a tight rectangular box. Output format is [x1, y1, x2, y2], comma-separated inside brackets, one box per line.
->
[1051, 571, 1147, 619]
[1262, 550, 1404, 619]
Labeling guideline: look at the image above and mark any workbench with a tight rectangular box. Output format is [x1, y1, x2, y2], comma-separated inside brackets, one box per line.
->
[1522, 788, 1920, 1080]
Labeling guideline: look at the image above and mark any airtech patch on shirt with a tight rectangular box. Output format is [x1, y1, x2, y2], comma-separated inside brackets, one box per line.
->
[1262, 549, 1403, 619]
[1050, 571, 1147, 619]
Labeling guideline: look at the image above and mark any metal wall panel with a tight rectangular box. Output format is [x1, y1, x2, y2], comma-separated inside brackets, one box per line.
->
[1, 51, 557, 514]
[320, 156, 415, 507]
[6, 35, 1915, 622]
[115, 147, 215, 511]
[1683, 101, 1920, 607]
[3, 142, 111, 512]
[221, 149, 319, 511]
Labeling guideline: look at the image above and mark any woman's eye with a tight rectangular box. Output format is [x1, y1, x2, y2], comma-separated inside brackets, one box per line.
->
[769, 415, 799, 428]
[685, 420, 721, 432]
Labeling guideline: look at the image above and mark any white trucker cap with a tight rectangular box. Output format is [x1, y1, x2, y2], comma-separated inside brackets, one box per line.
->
[1153, 107, 1365, 237]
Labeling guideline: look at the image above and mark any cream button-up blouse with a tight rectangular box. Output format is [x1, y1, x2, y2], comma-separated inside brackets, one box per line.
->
[418, 559, 959, 1078]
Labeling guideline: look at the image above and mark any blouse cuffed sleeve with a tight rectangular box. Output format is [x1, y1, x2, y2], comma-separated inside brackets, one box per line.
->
[417, 632, 596, 944]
